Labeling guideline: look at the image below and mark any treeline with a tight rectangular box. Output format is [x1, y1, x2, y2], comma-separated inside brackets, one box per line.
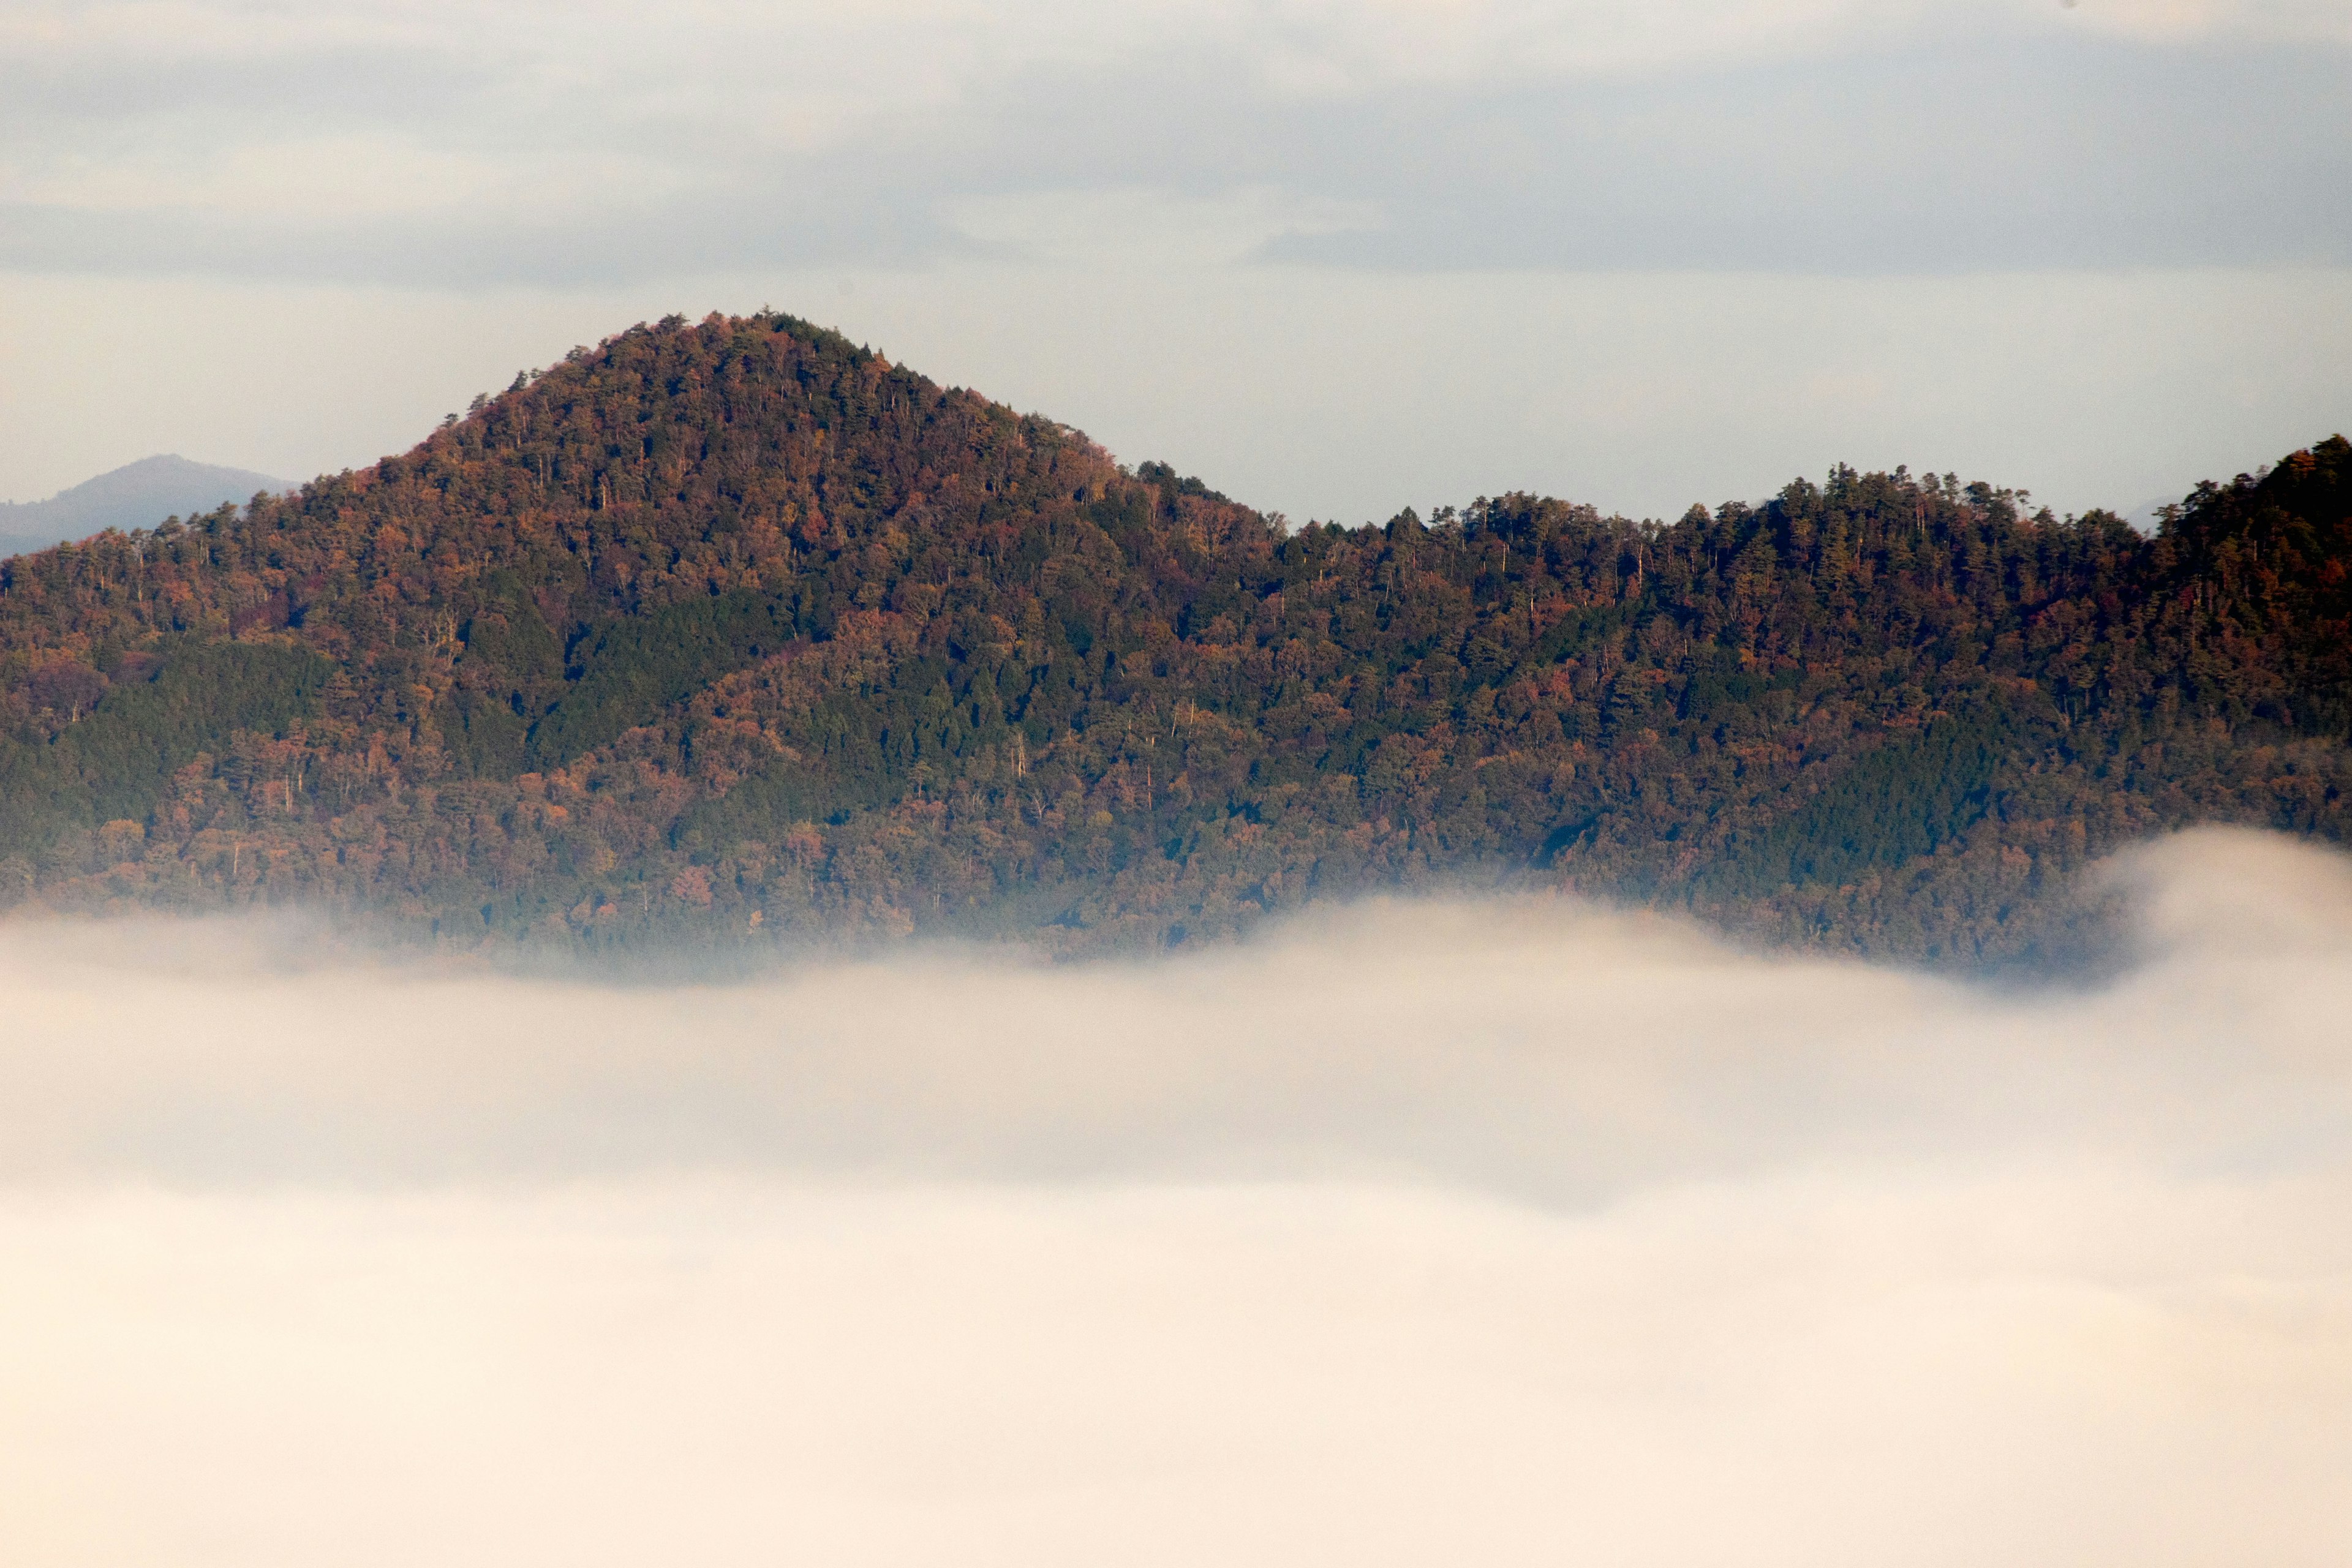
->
[0, 311, 2344, 965]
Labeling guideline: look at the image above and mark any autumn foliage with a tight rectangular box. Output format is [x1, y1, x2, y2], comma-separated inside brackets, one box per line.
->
[1, 311, 2345, 963]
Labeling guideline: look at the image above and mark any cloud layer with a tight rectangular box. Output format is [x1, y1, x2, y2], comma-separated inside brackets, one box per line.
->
[4, 0, 2348, 285]
[2, 827, 2350, 1563]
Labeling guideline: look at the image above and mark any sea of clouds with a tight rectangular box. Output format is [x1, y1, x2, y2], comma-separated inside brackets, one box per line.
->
[3, 825, 2348, 1565]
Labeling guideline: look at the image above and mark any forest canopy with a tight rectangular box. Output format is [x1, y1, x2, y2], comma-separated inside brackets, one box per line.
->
[1, 312, 2345, 967]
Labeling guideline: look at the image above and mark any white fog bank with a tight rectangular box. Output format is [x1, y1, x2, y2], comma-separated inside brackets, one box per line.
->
[2, 827, 2350, 1566]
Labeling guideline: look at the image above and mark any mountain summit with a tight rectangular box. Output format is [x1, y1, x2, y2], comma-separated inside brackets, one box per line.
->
[1, 312, 2345, 963]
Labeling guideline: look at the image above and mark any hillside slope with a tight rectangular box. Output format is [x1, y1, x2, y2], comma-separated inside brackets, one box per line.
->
[1, 312, 2344, 964]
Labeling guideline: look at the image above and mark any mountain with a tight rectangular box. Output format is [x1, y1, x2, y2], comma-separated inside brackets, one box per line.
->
[0, 311, 2345, 965]
[0, 456, 292, 559]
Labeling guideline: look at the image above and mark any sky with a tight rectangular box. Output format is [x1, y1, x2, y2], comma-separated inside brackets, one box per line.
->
[2, 0, 2349, 519]
[4, 827, 2351, 1564]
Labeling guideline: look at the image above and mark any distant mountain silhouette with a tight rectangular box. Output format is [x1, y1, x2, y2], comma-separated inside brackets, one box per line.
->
[0, 456, 292, 557]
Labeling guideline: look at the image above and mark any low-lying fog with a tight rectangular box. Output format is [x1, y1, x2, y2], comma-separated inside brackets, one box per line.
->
[4, 827, 2349, 1566]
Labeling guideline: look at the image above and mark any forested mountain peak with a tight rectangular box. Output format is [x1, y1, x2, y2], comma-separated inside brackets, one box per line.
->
[1, 312, 2345, 967]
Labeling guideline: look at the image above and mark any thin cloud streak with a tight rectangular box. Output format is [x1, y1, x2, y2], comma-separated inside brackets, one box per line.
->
[1, 829, 2350, 1562]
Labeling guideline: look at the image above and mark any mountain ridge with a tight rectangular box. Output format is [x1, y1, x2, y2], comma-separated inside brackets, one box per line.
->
[0, 311, 2344, 967]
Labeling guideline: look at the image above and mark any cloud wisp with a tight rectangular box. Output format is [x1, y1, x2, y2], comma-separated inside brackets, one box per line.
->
[1, 827, 2350, 1563]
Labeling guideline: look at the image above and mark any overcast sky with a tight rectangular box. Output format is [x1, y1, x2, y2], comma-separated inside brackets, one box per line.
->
[3, 0, 2348, 521]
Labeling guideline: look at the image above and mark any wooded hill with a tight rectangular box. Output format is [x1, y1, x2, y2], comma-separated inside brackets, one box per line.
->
[2, 311, 2345, 965]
